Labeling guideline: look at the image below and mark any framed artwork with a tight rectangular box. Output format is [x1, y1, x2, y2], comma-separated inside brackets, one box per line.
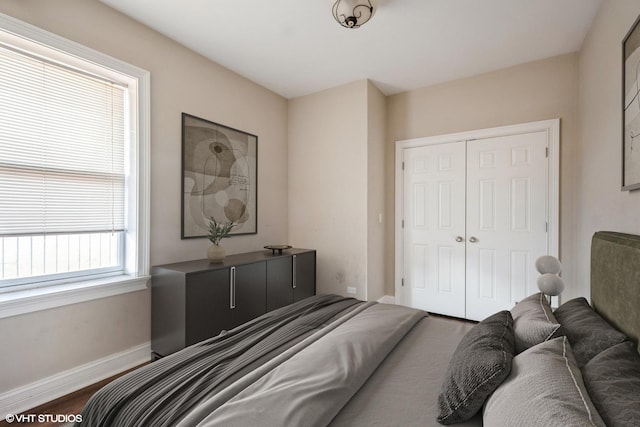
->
[623, 14, 640, 191]
[181, 113, 258, 239]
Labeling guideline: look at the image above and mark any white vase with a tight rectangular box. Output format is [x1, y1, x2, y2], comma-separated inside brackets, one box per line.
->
[207, 244, 225, 262]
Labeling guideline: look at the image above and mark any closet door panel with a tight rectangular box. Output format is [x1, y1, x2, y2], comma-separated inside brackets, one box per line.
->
[465, 131, 549, 321]
[402, 142, 466, 317]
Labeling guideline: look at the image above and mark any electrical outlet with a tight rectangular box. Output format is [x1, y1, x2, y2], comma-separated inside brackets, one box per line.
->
[347, 287, 356, 295]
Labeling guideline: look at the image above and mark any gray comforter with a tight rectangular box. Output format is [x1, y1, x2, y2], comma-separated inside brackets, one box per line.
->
[186, 302, 425, 426]
[77, 295, 426, 427]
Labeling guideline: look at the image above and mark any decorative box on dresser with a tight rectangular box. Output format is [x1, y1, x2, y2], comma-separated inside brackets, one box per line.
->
[151, 248, 316, 358]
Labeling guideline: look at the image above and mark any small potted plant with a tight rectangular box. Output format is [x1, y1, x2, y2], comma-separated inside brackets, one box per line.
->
[207, 218, 235, 262]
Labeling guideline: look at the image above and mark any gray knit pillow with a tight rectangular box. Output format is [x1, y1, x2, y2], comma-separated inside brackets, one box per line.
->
[554, 297, 628, 367]
[582, 341, 640, 427]
[511, 292, 562, 353]
[484, 336, 606, 427]
[436, 310, 515, 425]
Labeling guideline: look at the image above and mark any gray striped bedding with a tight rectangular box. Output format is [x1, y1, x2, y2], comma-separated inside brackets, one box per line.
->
[76, 295, 426, 427]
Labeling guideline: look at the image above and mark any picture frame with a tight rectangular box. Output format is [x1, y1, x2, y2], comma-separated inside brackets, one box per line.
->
[622, 14, 640, 191]
[181, 113, 258, 239]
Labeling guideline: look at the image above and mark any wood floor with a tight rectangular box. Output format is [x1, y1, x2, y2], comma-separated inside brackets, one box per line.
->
[0, 365, 145, 427]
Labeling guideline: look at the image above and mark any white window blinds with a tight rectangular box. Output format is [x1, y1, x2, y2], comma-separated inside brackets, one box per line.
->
[0, 45, 126, 236]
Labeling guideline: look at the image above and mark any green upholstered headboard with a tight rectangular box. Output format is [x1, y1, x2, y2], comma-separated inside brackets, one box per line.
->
[591, 231, 640, 351]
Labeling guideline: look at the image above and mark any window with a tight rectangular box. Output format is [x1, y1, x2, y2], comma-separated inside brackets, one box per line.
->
[0, 13, 149, 315]
[0, 46, 127, 287]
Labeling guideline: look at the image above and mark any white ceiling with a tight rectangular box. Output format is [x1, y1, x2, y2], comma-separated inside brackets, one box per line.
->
[99, 0, 603, 99]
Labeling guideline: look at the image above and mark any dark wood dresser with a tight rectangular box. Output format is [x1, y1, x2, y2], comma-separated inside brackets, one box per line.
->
[151, 248, 316, 357]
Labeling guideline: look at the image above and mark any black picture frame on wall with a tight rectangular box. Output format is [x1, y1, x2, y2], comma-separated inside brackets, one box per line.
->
[181, 113, 258, 239]
[622, 13, 640, 191]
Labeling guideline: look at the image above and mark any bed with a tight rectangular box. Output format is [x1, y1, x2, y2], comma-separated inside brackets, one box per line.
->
[77, 231, 640, 426]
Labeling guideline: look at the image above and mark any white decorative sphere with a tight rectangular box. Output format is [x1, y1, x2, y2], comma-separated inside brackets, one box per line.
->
[535, 255, 562, 275]
[537, 273, 565, 296]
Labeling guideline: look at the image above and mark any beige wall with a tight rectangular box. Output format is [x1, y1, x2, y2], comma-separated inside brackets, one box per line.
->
[287, 80, 385, 302]
[0, 0, 288, 393]
[0, 292, 149, 391]
[574, 0, 640, 298]
[385, 54, 580, 299]
[366, 82, 387, 301]
[288, 81, 369, 299]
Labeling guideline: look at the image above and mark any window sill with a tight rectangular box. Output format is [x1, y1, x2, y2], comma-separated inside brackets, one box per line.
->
[0, 275, 150, 319]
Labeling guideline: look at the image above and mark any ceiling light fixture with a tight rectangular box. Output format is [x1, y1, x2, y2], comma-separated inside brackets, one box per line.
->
[331, 0, 376, 29]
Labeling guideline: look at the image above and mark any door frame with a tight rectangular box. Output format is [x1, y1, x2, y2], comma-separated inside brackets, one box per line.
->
[394, 119, 560, 306]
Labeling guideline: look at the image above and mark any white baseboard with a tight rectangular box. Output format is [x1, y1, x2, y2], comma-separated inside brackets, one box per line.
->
[0, 342, 151, 420]
[377, 295, 396, 304]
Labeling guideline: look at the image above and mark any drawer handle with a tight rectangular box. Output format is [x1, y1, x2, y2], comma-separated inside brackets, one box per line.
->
[230, 266, 236, 309]
[292, 255, 297, 289]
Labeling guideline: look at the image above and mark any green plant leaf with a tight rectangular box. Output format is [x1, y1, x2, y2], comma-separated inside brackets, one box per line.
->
[207, 217, 236, 245]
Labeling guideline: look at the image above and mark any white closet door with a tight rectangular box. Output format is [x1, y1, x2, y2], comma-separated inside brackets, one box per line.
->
[465, 131, 549, 321]
[402, 142, 466, 317]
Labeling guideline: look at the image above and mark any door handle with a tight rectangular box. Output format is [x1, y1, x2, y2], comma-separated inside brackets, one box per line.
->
[455, 236, 464, 242]
[469, 236, 478, 243]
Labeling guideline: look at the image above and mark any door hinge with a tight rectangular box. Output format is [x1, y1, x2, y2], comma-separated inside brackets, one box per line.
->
[545, 147, 549, 158]
[402, 161, 405, 170]
[545, 222, 548, 232]
[401, 278, 404, 287]
[402, 220, 405, 228]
